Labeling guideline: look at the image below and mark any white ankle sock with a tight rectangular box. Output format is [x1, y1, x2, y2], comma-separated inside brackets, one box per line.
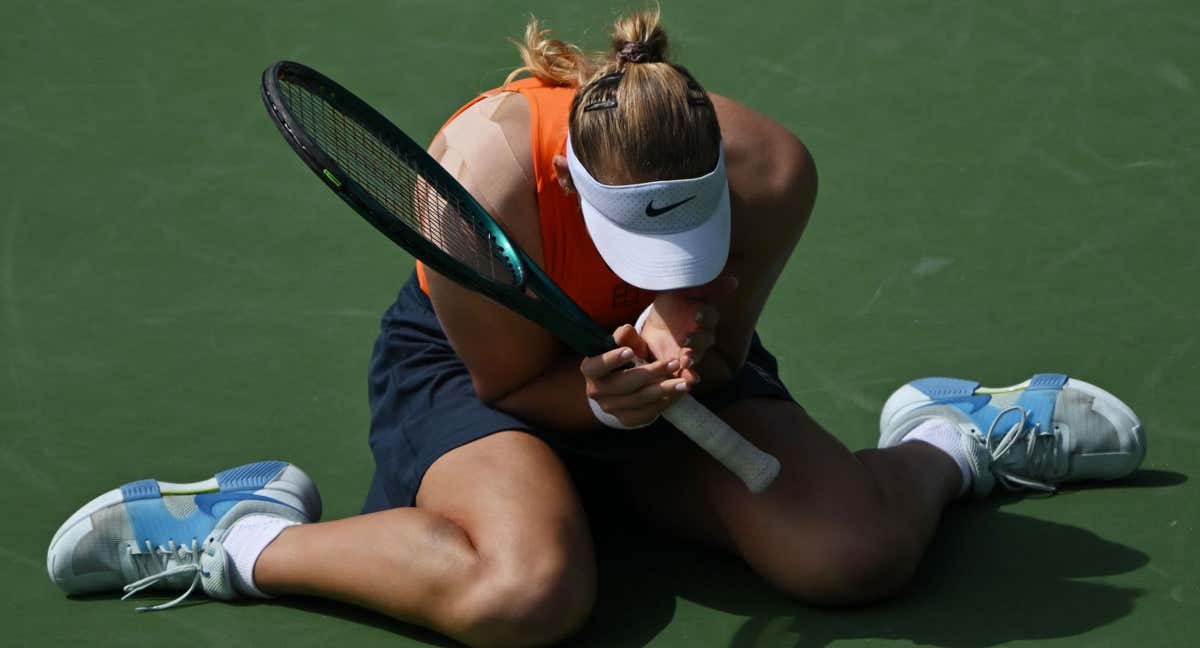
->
[221, 514, 299, 598]
[903, 417, 972, 497]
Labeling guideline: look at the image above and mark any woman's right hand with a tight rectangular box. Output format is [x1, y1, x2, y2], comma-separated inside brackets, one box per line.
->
[580, 324, 692, 428]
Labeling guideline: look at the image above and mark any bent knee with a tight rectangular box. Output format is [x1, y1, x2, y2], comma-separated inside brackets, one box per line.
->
[456, 554, 597, 647]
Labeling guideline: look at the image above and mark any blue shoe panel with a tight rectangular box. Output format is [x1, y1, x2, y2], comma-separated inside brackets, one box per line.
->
[125, 498, 223, 548]
[1029, 373, 1069, 390]
[215, 461, 287, 491]
[125, 492, 295, 548]
[970, 374, 1065, 438]
[910, 377, 982, 400]
[1016, 389, 1060, 434]
[952, 402, 1017, 438]
[950, 394, 994, 415]
[910, 374, 1068, 441]
[986, 406, 1028, 438]
[120, 479, 162, 501]
[194, 491, 294, 518]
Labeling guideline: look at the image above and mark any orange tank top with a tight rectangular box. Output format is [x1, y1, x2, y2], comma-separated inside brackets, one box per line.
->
[417, 77, 652, 329]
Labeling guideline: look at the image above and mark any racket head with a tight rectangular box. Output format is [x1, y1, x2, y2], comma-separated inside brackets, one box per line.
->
[261, 60, 527, 295]
[260, 60, 613, 355]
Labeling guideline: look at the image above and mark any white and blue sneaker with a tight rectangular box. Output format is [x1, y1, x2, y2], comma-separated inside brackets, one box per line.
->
[879, 374, 1146, 496]
[47, 460, 320, 610]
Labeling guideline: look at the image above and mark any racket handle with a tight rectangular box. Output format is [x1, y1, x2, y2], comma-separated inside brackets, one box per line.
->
[662, 395, 781, 493]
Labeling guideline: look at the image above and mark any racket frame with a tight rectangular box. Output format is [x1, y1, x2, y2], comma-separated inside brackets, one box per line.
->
[261, 61, 612, 356]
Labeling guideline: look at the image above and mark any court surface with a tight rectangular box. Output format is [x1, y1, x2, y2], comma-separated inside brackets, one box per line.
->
[2, 1, 1197, 646]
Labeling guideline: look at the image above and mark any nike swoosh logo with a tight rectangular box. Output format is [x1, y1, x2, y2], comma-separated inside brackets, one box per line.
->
[645, 195, 696, 217]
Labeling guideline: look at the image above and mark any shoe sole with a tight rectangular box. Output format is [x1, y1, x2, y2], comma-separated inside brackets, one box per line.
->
[879, 377, 1146, 473]
[47, 461, 321, 588]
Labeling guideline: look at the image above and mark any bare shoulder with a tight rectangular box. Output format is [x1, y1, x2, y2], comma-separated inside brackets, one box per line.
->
[429, 91, 542, 261]
[421, 91, 557, 401]
[711, 93, 817, 238]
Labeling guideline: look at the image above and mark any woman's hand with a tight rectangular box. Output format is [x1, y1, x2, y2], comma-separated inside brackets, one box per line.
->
[580, 325, 691, 428]
[640, 276, 739, 383]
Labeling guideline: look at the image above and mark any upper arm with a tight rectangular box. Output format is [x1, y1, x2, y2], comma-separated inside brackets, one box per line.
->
[423, 92, 562, 402]
[706, 95, 818, 373]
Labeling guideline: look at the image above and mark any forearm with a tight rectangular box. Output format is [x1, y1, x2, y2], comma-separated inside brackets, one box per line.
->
[689, 346, 737, 398]
[489, 353, 600, 432]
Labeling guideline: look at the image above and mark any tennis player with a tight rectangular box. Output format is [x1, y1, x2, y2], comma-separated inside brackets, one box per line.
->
[48, 9, 1145, 647]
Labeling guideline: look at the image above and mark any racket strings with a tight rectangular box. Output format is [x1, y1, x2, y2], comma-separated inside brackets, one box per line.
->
[278, 79, 517, 287]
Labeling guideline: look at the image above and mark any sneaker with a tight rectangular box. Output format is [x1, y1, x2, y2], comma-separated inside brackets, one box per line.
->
[879, 374, 1145, 496]
[47, 460, 321, 610]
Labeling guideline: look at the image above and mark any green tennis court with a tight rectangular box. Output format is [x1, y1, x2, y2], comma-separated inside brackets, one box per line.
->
[3, 1, 1196, 645]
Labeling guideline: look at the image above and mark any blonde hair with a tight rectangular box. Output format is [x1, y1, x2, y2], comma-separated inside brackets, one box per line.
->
[506, 7, 720, 184]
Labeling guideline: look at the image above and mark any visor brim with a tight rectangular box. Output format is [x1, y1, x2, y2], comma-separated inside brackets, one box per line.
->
[579, 182, 731, 291]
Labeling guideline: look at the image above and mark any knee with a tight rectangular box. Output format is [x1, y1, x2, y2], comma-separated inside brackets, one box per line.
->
[456, 553, 596, 647]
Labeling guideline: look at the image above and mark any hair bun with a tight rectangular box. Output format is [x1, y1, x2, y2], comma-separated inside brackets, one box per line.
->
[617, 40, 657, 64]
[610, 8, 668, 65]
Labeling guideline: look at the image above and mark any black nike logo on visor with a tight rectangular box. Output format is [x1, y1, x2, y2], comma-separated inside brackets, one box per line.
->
[644, 195, 696, 217]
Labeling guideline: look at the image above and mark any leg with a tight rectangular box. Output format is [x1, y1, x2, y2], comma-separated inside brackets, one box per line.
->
[256, 431, 596, 648]
[619, 399, 960, 604]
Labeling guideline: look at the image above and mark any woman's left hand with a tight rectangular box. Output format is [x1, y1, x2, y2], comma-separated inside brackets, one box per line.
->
[639, 275, 738, 383]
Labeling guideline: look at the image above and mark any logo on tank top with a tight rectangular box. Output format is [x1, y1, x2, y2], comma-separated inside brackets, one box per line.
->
[644, 195, 696, 217]
[612, 281, 651, 309]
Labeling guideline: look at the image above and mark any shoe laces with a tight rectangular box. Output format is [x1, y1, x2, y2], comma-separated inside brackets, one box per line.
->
[120, 537, 210, 612]
[978, 406, 1060, 492]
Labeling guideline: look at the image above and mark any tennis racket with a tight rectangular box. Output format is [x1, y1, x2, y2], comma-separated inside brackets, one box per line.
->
[260, 61, 780, 492]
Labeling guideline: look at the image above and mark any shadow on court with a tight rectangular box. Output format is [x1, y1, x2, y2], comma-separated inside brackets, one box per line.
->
[277, 598, 462, 647]
[173, 470, 1181, 647]
[567, 469, 1185, 647]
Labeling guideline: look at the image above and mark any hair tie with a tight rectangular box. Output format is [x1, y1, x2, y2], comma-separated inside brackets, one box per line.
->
[617, 41, 652, 64]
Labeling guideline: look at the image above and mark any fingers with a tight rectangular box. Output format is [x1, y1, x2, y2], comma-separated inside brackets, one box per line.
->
[584, 320, 701, 428]
[593, 377, 691, 426]
[580, 345, 636, 380]
[677, 348, 702, 384]
[599, 376, 689, 410]
[613, 323, 650, 360]
[587, 356, 680, 398]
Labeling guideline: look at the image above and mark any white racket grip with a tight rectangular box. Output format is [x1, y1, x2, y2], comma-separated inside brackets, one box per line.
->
[662, 395, 781, 493]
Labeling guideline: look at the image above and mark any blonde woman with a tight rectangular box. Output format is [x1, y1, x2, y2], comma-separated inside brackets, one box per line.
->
[48, 8, 1144, 647]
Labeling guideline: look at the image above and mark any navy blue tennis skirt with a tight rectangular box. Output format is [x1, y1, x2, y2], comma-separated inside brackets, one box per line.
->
[361, 272, 795, 512]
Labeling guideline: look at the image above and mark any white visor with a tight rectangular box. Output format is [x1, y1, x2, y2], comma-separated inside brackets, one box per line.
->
[566, 136, 730, 291]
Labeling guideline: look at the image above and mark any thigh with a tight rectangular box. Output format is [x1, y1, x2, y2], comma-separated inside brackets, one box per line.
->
[616, 399, 889, 587]
[418, 430, 596, 578]
[364, 273, 538, 511]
